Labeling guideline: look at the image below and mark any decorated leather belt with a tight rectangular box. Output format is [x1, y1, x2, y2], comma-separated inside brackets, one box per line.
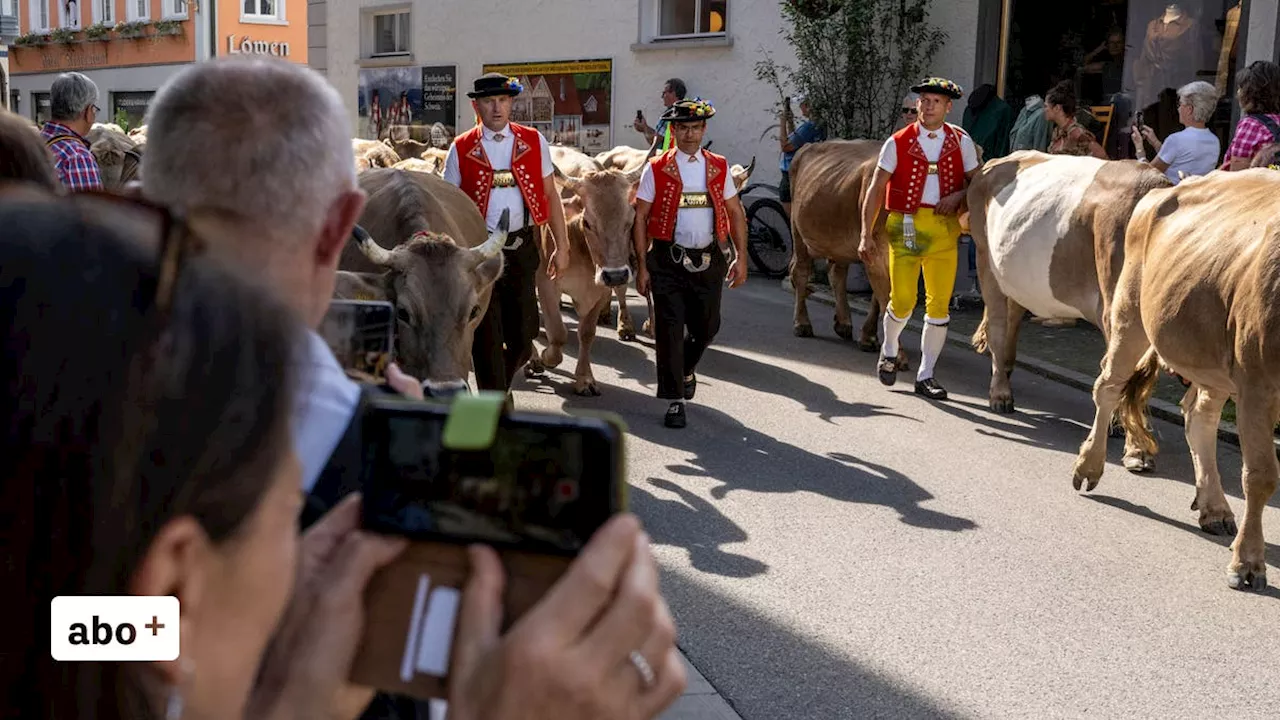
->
[669, 244, 713, 273]
[492, 170, 517, 189]
[926, 163, 939, 175]
[679, 192, 711, 209]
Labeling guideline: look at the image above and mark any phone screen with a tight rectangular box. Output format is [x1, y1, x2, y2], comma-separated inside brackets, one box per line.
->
[319, 300, 395, 378]
[361, 404, 624, 556]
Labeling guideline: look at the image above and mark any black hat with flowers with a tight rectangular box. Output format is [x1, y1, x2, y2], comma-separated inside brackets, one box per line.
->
[910, 77, 964, 100]
[467, 72, 524, 98]
[661, 97, 717, 123]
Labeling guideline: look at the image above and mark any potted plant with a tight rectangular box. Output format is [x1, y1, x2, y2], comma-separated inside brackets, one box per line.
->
[15, 31, 49, 47]
[114, 20, 149, 39]
[84, 21, 112, 42]
[152, 19, 183, 37]
[50, 26, 78, 44]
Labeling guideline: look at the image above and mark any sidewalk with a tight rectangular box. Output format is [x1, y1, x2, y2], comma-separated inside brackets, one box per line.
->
[660, 652, 743, 720]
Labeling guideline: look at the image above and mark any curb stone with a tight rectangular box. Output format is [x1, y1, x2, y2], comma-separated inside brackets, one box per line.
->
[800, 286, 1273, 451]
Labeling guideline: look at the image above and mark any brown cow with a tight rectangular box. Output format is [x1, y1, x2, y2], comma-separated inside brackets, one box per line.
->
[336, 168, 507, 397]
[787, 140, 901, 363]
[1074, 169, 1280, 591]
[352, 138, 401, 170]
[87, 123, 139, 191]
[596, 145, 648, 172]
[550, 145, 604, 177]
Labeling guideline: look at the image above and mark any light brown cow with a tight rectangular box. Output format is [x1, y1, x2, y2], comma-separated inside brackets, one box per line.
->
[420, 147, 449, 173]
[596, 146, 648, 172]
[527, 167, 642, 395]
[352, 138, 401, 170]
[965, 152, 1171, 465]
[551, 145, 604, 177]
[1073, 169, 1280, 591]
[336, 168, 507, 397]
[788, 140, 901, 364]
[392, 158, 441, 174]
[87, 123, 140, 191]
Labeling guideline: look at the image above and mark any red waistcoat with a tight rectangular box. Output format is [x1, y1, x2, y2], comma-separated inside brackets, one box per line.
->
[885, 122, 968, 214]
[646, 149, 731, 242]
[455, 123, 550, 226]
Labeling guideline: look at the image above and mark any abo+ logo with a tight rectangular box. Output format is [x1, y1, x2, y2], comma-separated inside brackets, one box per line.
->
[51, 596, 180, 661]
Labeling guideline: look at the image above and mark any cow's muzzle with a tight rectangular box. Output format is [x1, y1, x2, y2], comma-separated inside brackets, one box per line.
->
[421, 379, 470, 399]
[597, 266, 633, 288]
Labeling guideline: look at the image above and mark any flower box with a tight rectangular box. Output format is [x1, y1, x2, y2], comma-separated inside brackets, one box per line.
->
[50, 27, 78, 44]
[84, 22, 112, 42]
[114, 20, 149, 39]
[153, 19, 183, 37]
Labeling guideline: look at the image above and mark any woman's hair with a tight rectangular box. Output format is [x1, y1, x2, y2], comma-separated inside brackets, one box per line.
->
[1236, 60, 1280, 114]
[1045, 81, 1078, 116]
[1178, 81, 1220, 124]
[0, 194, 302, 719]
[0, 110, 59, 190]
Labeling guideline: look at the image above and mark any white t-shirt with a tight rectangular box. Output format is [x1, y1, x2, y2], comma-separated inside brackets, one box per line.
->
[636, 149, 739, 249]
[443, 124, 555, 231]
[877, 124, 981, 206]
[1156, 127, 1221, 184]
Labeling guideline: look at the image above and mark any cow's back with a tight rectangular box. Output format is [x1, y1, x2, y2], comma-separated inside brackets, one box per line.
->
[790, 140, 882, 263]
[968, 151, 1169, 328]
[342, 168, 488, 273]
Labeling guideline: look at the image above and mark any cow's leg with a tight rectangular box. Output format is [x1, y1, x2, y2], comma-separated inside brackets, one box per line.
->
[572, 293, 609, 397]
[828, 260, 854, 340]
[791, 234, 815, 337]
[597, 293, 614, 327]
[1180, 385, 1236, 536]
[1226, 387, 1279, 591]
[863, 245, 905, 367]
[615, 285, 637, 342]
[537, 275, 568, 370]
[974, 243, 1021, 414]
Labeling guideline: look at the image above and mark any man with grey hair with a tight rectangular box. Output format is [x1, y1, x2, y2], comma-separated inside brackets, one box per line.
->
[141, 56, 684, 720]
[1132, 80, 1222, 184]
[39, 71, 102, 191]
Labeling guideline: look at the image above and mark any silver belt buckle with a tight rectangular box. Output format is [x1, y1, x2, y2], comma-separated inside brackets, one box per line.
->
[671, 245, 711, 273]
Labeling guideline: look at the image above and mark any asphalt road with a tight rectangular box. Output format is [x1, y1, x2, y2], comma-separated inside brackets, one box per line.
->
[511, 277, 1280, 720]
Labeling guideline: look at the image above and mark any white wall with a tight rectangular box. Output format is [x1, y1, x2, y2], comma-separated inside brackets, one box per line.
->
[1247, 0, 1278, 64]
[929, 0, 981, 123]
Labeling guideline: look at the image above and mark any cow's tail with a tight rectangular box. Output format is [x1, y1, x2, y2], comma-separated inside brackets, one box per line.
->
[971, 311, 990, 355]
[1118, 346, 1160, 455]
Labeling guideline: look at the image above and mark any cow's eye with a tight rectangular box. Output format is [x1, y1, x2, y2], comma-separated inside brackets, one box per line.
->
[397, 307, 413, 326]
[469, 305, 482, 321]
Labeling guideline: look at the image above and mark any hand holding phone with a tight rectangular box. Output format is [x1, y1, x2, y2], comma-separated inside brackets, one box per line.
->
[319, 299, 395, 380]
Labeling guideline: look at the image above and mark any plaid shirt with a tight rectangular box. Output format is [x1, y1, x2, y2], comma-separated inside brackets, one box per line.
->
[1222, 114, 1280, 169]
[40, 121, 103, 192]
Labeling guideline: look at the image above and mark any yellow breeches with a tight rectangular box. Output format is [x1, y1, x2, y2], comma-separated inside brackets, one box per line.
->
[885, 208, 961, 320]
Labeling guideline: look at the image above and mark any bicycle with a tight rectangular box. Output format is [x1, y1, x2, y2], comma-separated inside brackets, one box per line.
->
[739, 181, 793, 278]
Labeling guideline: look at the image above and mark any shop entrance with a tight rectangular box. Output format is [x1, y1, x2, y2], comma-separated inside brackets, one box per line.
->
[999, 0, 1247, 159]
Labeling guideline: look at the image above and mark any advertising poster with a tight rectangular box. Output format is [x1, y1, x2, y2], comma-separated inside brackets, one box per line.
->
[481, 59, 612, 154]
[358, 65, 457, 149]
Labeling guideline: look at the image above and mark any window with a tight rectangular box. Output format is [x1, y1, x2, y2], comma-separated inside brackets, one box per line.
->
[28, 0, 49, 31]
[242, 0, 281, 21]
[126, 0, 147, 21]
[372, 10, 409, 56]
[33, 92, 51, 125]
[163, 0, 186, 18]
[91, 0, 112, 24]
[9, 91, 19, 117]
[2, 0, 18, 19]
[58, 0, 80, 28]
[658, 0, 726, 38]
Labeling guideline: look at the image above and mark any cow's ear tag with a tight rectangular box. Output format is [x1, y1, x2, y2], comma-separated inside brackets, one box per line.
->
[442, 391, 506, 451]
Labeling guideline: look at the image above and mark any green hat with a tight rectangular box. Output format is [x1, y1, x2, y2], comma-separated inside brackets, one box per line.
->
[911, 77, 964, 100]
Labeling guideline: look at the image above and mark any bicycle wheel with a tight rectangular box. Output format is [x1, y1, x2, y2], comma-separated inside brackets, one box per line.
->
[745, 197, 792, 278]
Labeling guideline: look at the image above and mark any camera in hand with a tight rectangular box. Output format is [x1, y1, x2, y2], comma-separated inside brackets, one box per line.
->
[319, 299, 395, 380]
[360, 401, 625, 556]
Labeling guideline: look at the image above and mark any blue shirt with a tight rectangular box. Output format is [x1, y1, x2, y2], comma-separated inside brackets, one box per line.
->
[781, 121, 826, 172]
[292, 329, 362, 493]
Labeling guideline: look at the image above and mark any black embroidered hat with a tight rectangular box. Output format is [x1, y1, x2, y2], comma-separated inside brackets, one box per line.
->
[467, 73, 524, 99]
[910, 77, 964, 100]
[660, 97, 717, 123]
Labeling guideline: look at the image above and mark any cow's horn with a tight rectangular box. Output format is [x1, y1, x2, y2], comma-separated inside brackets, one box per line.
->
[352, 225, 395, 266]
[475, 208, 510, 259]
[744, 156, 757, 177]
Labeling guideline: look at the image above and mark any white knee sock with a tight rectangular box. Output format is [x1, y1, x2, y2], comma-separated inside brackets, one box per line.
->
[882, 310, 909, 359]
[917, 317, 950, 381]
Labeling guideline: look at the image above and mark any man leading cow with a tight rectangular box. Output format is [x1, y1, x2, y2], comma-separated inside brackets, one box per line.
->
[443, 73, 571, 397]
[859, 77, 981, 402]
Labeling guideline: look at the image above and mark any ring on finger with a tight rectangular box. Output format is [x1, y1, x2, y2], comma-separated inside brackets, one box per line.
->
[628, 650, 656, 689]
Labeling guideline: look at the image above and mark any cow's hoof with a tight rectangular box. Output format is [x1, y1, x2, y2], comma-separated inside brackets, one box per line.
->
[524, 359, 546, 378]
[857, 338, 879, 353]
[989, 395, 1015, 414]
[1122, 451, 1155, 474]
[1201, 516, 1239, 537]
[1071, 459, 1103, 492]
[540, 347, 564, 369]
[641, 320, 654, 337]
[834, 322, 854, 340]
[618, 326, 637, 342]
[574, 380, 602, 397]
[1228, 565, 1267, 592]
[795, 324, 814, 338]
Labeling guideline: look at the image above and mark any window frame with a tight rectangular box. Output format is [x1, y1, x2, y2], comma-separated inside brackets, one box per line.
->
[57, 0, 81, 28]
[125, 0, 148, 22]
[369, 9, 410, 58]
[90, 0, 112, 25]
[28, 0, 50, 32]
[653, 0, 727, 41]
[240, 0, 284, 23]
[162, 0, 187, 20]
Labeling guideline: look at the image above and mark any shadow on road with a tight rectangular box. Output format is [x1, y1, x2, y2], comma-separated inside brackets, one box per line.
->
[630, 477, 769, 579]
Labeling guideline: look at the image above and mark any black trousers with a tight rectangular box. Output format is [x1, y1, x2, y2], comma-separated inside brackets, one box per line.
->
[472, 226, 541, 392]
[647, 242, 727, 400]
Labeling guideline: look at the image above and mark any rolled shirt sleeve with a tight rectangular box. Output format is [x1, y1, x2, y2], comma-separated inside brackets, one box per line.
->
[636, 164, 656, 203]
[443, 144, 462, 186]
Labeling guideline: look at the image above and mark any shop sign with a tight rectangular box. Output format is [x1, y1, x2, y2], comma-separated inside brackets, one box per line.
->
[38, 46, 109, 71]
[226, 35, 291, 58]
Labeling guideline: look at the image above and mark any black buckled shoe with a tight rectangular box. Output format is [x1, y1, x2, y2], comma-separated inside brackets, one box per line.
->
[914, 378, 949, 401]
[877, 357, 899, 387]
[683, 374, 697, 400]
[664, 402, 687, 429]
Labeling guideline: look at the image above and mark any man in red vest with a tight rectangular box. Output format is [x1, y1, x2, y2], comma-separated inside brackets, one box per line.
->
[444, 73, 571, 394]
[858, 77, 981, 402]
[633, 98, 749, 429]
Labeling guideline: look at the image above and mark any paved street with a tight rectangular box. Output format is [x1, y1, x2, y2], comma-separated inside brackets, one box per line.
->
[512, 277, 1280, 720]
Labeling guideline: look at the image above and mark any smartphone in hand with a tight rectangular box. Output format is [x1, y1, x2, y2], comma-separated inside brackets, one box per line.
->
[318, 299, 395, 380]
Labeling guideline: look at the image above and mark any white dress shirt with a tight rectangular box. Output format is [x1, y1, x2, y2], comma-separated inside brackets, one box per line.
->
[443, 124, 555, 232]
[636, 149, 738, 250]
[877, 125, 980, 206]
[292, 329, 362, 493]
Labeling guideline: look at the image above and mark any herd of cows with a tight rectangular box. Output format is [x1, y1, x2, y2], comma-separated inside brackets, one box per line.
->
[84, 122, 1280, 591]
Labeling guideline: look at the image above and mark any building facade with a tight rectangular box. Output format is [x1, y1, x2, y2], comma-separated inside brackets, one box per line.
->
[7, 0, 307, 126]
[308, 1, 1280, 186]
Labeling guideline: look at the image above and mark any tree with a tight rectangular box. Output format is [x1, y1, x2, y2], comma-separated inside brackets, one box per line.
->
[756, 0, 948, 140]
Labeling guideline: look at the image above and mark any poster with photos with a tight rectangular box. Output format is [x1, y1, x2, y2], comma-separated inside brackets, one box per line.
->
[480, 59, 613, 155]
